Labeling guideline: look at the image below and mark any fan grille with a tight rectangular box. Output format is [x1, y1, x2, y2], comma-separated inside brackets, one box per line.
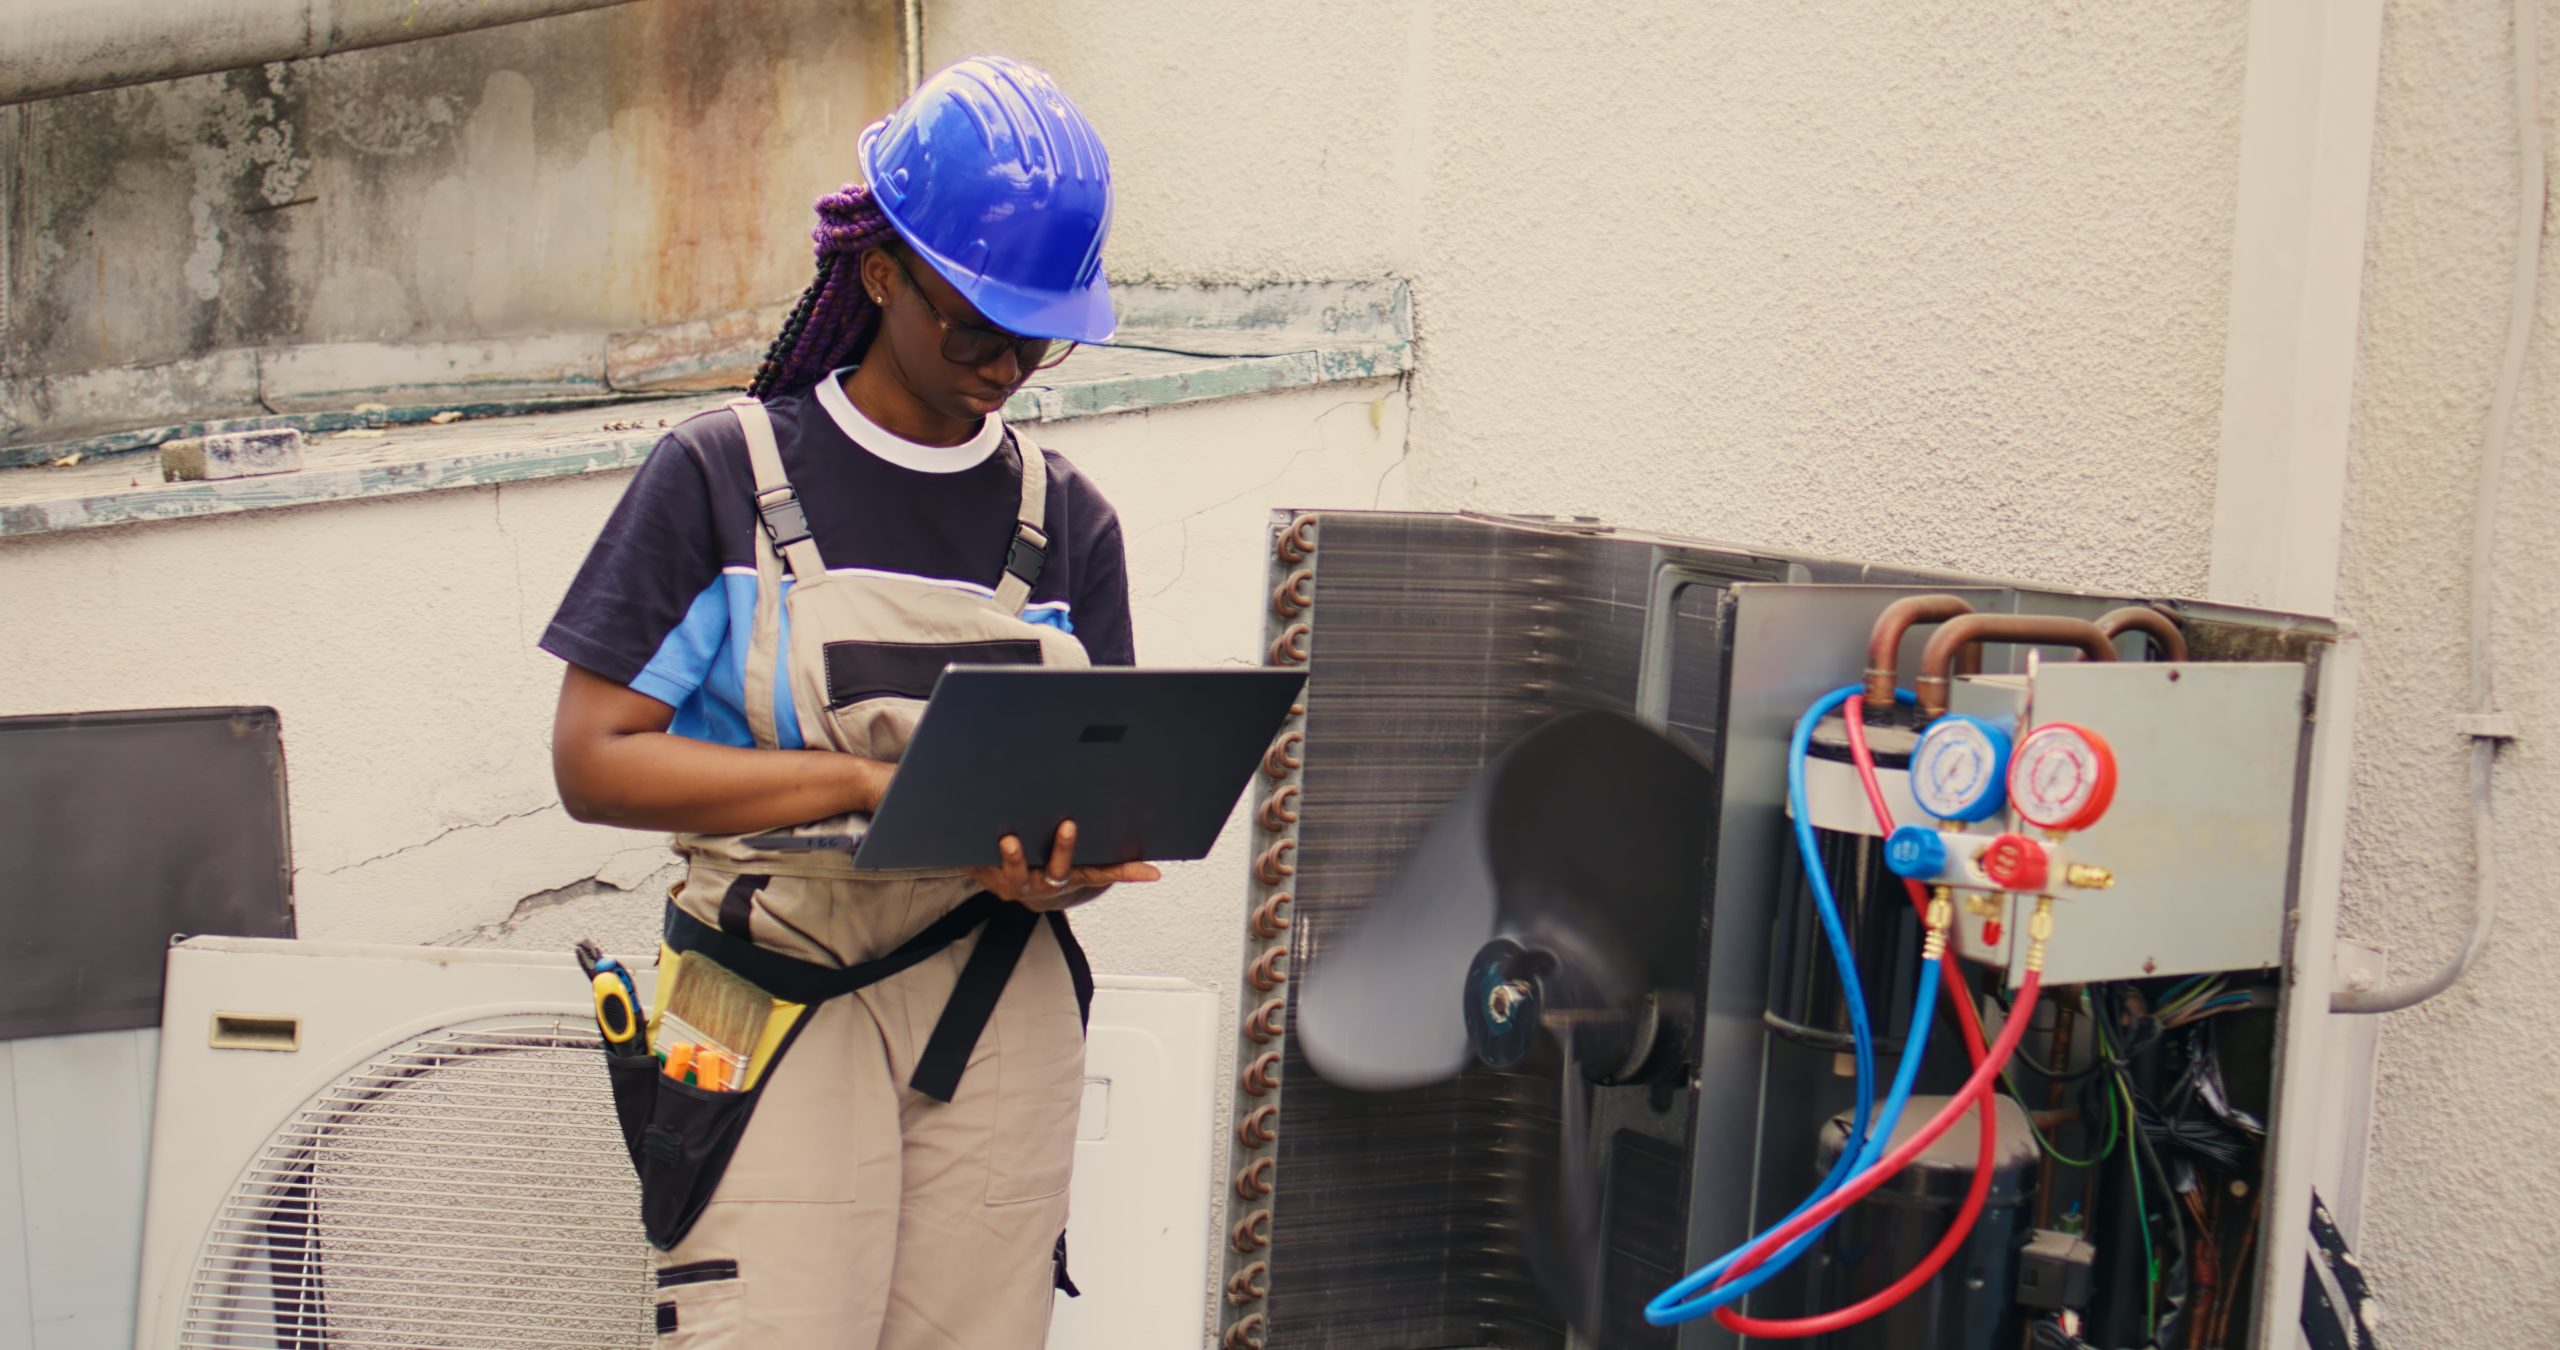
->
[181, 1015, 651, 1349]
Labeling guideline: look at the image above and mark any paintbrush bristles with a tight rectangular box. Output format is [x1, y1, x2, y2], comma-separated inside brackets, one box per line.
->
[664, 952, 772, 1063]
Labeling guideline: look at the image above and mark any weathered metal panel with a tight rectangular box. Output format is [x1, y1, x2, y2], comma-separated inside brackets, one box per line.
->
[2, 0, 904, 437]
[1, 0, 646, 106]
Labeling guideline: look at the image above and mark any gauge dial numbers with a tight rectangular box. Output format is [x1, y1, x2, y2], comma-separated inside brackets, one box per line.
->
[1910, 714, 2013, 823]
[2006, 722, 2118, 833]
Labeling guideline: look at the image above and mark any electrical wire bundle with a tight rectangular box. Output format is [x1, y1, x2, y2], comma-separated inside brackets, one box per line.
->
[2000, 974, 2275, 1348]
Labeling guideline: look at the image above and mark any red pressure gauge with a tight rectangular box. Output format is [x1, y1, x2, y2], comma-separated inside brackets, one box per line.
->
[2006, 722, 2118, 833]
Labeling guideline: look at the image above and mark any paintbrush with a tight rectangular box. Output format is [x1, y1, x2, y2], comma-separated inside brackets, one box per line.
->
[662, 951, 773, 1076]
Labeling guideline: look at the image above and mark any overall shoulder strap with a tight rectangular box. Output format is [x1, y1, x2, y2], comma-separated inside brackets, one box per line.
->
[727, 397, 816, 750]
[730, 397, 828, 582]
[992, 424, 1050, 615]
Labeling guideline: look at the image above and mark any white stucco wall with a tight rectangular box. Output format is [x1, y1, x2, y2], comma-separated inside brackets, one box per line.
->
[932, 3, 2556, 1346]
[2335, 2, 2560, 1341]
[931, 0, 2242, 594]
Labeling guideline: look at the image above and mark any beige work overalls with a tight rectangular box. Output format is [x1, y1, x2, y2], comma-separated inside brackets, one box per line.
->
[649, 397, 1090, 1349]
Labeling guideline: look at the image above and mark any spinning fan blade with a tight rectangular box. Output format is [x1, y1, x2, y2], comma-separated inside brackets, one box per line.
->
[1300, 710, 1716, 1337]
[1522, 1026, 1606, 1334]
[1294, 760, 1503, 1089]
[1299, 709, 1716, 1090]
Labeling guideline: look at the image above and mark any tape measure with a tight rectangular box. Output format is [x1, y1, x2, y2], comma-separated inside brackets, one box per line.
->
[592, 971, 642, 1052]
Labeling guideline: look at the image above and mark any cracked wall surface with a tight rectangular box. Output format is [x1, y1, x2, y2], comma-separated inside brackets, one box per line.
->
[0, 381, 1405, 964]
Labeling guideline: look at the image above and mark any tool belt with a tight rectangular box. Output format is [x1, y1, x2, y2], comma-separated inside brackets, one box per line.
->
[591, 890, 1093, 1253]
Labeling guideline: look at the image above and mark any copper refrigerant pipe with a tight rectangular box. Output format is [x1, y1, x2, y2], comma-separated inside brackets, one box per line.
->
[1917, 615, 2117, 718]
[1254, 839, 1297, 885]
[1244, 998, 1287, 1043]
[1865, 595, 1977, 706]
[2097, 605, 2189, 662]
[1250, 891, 1294, 938]
[1227, 1261, 1270, 1305]
[1235, 1155, 1276, 1200]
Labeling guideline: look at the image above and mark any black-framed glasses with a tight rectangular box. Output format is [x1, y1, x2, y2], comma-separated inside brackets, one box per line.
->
[886, 252, 1079, 372]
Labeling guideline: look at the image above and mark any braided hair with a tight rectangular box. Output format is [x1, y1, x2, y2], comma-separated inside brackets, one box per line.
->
[750, 184, 902, 399]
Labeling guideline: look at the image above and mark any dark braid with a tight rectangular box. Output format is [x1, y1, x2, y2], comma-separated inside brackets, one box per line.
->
[750, 265, 827, 398]
[749, 183, 901, 399]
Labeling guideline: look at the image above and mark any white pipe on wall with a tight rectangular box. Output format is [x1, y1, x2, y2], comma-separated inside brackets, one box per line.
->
[2205, 0, 2386, 617]
[0, 0, 642, 106]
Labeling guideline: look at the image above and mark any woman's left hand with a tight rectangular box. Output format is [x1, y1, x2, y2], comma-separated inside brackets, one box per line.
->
[968, 820, 1161, 912]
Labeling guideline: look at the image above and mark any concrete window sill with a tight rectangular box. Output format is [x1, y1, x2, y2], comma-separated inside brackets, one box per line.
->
[0, 281, 1409, 540]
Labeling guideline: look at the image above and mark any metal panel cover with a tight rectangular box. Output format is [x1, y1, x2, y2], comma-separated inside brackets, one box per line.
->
[0, 708, 293, 1039]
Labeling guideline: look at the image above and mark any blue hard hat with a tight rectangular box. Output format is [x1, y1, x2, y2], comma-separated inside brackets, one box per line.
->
[860, 56, 1116, 344]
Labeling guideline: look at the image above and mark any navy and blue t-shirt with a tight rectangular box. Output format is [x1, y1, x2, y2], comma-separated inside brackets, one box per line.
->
[541, 372, 1134, 749]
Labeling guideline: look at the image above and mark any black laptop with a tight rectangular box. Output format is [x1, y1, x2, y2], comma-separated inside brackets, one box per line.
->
[744, 667, 1305, 871]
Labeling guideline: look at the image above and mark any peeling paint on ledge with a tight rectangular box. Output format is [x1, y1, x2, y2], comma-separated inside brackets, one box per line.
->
[0, 310, 1414, 540]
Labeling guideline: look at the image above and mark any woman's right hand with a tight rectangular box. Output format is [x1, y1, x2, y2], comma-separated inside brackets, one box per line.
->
[970, 820, 1161, 912]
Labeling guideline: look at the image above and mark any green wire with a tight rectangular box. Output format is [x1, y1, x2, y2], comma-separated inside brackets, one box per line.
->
[2120, 1073, 2157, 1338]
[2097, 1014, 2160, 1344]
[2156, 975, 2224, 1021]
[2000, 988, 2120, 1168]
[2003, 1062, 2119, 1168]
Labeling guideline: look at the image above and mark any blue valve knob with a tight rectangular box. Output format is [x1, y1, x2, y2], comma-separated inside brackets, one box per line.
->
[1884, 825, 1949, 880]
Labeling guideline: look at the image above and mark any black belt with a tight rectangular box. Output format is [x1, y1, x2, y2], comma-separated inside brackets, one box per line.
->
[664, 885, 1092, 1103]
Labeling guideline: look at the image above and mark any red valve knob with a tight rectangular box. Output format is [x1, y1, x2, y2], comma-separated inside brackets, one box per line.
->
[1982, 833, 2050, 892]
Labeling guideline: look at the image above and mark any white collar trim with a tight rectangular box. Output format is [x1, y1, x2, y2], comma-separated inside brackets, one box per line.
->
[815, 367, 1003, 474]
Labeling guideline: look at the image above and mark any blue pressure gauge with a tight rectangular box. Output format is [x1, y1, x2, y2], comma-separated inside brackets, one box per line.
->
[1910, 714, 2013, 823]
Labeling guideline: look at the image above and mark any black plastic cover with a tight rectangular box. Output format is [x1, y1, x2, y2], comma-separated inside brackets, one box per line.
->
[0, 707, 294, 1040]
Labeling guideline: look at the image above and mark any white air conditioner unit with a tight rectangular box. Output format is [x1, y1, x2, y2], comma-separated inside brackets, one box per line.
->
[133, 937, 1214, 1350]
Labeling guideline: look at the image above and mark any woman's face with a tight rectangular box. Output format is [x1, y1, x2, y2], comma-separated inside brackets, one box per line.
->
[860, 245, 1040, 429]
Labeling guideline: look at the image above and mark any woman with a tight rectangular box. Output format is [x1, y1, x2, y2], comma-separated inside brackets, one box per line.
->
[541, 56, 1155, 1348]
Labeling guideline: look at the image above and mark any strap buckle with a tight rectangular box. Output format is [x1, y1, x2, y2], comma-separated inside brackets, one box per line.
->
[1005, 524, 1049, 588]
[757, 487, 810, 551]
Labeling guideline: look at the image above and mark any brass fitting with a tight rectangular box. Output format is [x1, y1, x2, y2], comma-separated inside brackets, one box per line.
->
[2064, 862, 2115, 890]
[2026, 896, 2057, 973]
[1921, 887, 1954, 961]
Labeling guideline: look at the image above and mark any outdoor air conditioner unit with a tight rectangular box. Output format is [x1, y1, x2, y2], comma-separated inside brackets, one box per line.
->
[1218, 510, 2363, 1350]
[133, 937, 1215, 1350]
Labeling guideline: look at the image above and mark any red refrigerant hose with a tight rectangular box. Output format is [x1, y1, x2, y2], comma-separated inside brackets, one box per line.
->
[1711, 698, 2018, 1339]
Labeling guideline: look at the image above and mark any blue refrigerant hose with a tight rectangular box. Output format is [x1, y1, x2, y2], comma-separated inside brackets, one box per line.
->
[1645, 685, 1940, 1326]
